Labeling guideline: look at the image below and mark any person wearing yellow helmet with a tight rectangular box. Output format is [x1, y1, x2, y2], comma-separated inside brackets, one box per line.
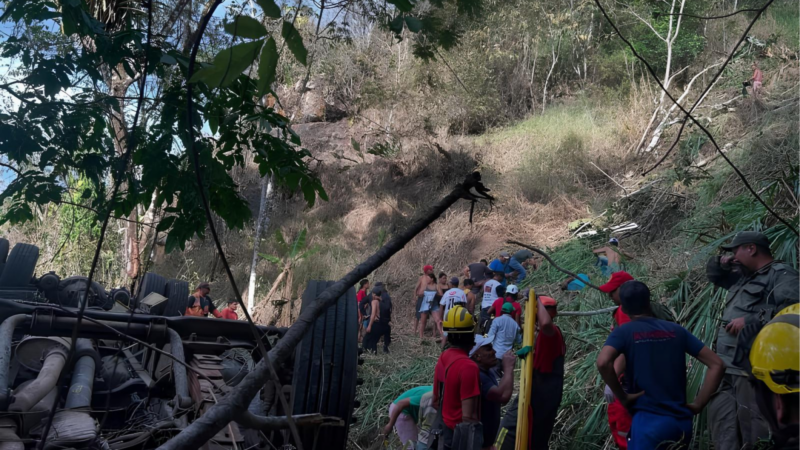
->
[432, 305, 480, 450]
[706, 231, 799, 449]
[749, 304, 799, 449]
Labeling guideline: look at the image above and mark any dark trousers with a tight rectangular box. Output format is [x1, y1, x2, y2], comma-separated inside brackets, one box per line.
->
[363, 321, 391, 352]
[531, 372, 564, 450]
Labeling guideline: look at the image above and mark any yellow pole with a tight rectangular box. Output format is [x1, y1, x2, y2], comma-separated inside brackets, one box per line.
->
[516, 289, 537, 450]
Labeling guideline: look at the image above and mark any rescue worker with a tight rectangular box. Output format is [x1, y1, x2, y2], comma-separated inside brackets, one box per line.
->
[432, 305, 481, 450]
[470, 335, 515, 450]
[219, 300, 238, 320]
[185, 282, 223, 318]
[706, 231, 799, 449]
[597, 281, 725, 449]
[530, 296, 566, 450]
[749, 304, 799, 450]
[599, 271, 635, 448]
[593, 238, 633, 278]
[364, 286, 392, 353]
[494, 295, 566, 450]
[383, 385, 434, 449]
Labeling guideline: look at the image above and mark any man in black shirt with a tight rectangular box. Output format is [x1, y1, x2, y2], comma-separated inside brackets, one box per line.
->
[185, 282, 222, 318]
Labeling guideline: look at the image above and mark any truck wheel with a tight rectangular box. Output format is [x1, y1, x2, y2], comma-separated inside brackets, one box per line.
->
[292, 280, 358, 450]
[135, 272, 167, 311]
[0, 243, 39, 288]
[161, 279, 189, 317]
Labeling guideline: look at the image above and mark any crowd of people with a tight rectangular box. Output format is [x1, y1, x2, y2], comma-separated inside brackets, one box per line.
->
[373, 231, 799, 450]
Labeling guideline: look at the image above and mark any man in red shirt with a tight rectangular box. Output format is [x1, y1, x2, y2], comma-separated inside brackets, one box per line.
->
[531, 295, 566, 449]
[219, 300, 239, 320]
[433, 305, 481, 450]
[491, 284, 522, 325]
[598, 271, 635, 449]
[494, 295, 566, 450]
[356, 279, 370, 341]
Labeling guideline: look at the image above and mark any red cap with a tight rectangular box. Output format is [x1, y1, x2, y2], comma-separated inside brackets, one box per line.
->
[540, 296, 557, 307]
[423, 265, 433, 273]
[598, 271, 634, 293]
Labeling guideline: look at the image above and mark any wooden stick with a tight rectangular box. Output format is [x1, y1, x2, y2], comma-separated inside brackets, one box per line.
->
[506, 240, 605, 292]
[559, 306, 617, 316]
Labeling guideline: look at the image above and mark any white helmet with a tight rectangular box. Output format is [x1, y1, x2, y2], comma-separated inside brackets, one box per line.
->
[506, 285, 519, 295]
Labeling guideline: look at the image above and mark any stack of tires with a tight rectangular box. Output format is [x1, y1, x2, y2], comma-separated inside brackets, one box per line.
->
[135, 272, 189, 317]
[292, 281, 360, 450]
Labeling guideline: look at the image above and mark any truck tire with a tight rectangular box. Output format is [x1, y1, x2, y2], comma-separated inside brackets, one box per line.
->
[0, 238, 9, 276]
[135, 272, 167, 311]
[292, 280, 358, 450]
[160, 279, 189, 317]
[0, 243, 39, 288]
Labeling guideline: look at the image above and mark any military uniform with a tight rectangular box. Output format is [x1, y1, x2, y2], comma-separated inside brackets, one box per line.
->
[705, 233, 799, 450]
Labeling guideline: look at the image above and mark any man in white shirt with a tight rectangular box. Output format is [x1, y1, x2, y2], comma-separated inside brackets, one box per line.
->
[439, 277, 468, 347]
[440, 277, 468, 319]
[486, 302, 522, 361]
[480, 271, 504, 332]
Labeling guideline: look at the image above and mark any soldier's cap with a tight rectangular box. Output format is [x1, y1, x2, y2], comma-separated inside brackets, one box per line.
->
[721, 231, 771, 251]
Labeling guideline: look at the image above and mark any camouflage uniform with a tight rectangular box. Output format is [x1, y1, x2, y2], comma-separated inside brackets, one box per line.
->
[706, 245, 799, 449]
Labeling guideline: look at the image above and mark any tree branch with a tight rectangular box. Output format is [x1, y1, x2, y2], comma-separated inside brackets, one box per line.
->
[506, 240, 604, 292]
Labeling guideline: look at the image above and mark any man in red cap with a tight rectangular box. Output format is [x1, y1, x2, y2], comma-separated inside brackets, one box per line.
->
[494, 295, 565, 450]
[599, 271, 635, 449]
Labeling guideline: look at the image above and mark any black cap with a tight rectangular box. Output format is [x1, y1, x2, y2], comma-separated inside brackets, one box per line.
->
[619, 280, 651, 316]
[721, 231, 770, 250]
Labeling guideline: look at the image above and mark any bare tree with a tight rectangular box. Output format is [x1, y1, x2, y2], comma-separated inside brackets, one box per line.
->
[626, 0, 688, 153]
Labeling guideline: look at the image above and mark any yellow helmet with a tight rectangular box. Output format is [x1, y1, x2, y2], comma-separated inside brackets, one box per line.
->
[749, 304, 800, 394]
[443, 305, 475, 333]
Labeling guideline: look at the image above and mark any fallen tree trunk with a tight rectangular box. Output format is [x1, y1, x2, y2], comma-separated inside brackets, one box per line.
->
[157, 173, 493, 450]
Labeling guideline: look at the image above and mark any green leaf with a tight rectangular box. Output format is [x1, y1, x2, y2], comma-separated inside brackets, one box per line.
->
[388, 15, 404, 35]
[257, 37, 279, 96]
[274, 229, 288, 254]
[281, 21, 307, 65]
[387, 0, 415, 12]
[256, 0, 282, 19]
[156, 215, 176, 232]
[224, 15, 269, 39]
[160, 54, 177, 65]
[289, 228, 307, 258]
[350, 138, 361, 153]
[258, 253, 282, 264]
[404, 16, 422, 32]
[189, 40, 264, 88]
[208, 114, 219, 135]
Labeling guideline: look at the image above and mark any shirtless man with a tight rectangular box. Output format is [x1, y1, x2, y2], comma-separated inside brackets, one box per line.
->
[414, 265, 435, 334]
[593, 238, 634, 278]
[749, 62, 763, 99]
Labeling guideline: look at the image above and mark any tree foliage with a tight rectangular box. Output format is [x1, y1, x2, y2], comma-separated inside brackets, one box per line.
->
[0, 0, 325, 253]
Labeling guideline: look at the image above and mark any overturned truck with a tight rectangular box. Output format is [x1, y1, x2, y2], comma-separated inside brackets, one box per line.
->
[0, 240, 360, 450]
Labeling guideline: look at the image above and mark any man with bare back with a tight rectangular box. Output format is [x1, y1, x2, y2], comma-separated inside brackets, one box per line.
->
[593, 238, 634, 278]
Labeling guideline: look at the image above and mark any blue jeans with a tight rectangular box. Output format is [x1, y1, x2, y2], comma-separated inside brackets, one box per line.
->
[629, 411, 693, 450]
